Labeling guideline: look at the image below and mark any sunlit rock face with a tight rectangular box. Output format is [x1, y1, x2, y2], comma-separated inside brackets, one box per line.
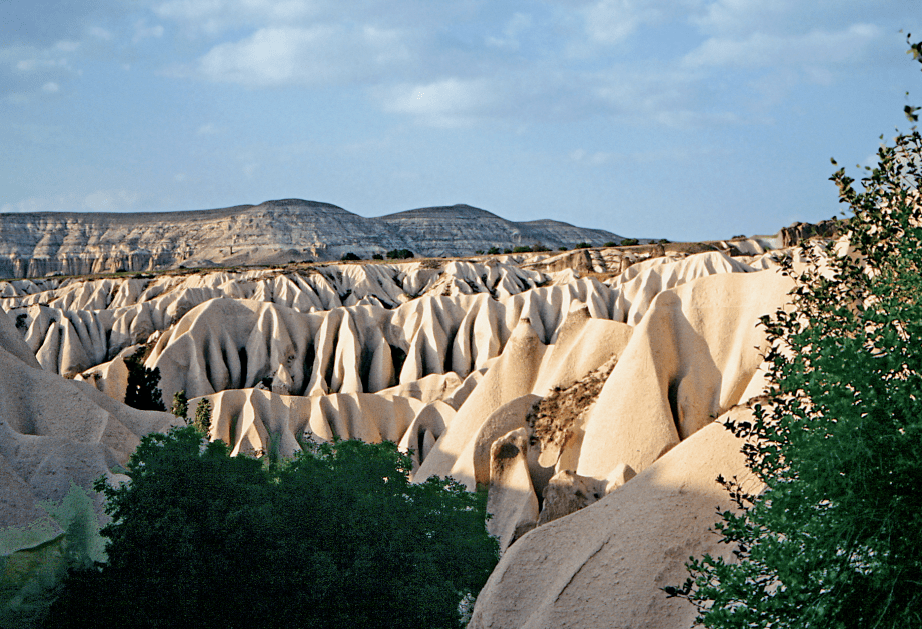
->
[0, 230, 809, 629]
[0, 200, 625, 278]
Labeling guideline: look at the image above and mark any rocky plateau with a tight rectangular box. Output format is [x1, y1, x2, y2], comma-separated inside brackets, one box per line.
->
[0, 200, 626, 278]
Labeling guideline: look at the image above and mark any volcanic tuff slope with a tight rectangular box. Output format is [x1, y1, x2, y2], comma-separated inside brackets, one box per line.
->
[1, 232, 818, 628]
[0, 200, 624, 278]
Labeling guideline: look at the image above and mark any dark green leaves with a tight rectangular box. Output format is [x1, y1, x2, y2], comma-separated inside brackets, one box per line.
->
[47, 429, 498, 629]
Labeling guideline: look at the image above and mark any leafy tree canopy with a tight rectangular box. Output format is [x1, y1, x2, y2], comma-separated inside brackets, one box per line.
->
[124, 349, 165, 412]
[46, 428, 498, 629]
[670, 34, 922, 629]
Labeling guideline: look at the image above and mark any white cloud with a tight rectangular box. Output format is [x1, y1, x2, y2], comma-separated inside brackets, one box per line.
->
[683, 24, 883, 71]
[41, 81, 60, 93]
[486, 12, 532, 50]
[192, 24, 409, 87]
[133, 21, 166, 43]
[154, 0, 321, 36]
[570, 148, 612, 165]
[583, 0, 664, 45]
[196, 122, 220, 135]
[381, 78, 498, 127]
[87, 26, 114, 42]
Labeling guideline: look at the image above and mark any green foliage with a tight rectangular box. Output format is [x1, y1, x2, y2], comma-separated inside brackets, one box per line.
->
[575, 242, 590, 249]
[658, 238, 670, 244]
[532, 243, 550, 252]
[620, 237, 639, 246]
[1, 484, 105, 629]
[512, 245, 532, 253]
[487, 246, 500, 255]
[385, 248, 414, 260]
[558, 245, 568, 251]
[502, 248, 512, 254]
[603, 241, 616, 247]
[45, 428, 499, 629]
[474, 249, 484, 255]
[193, 398, 212, 436]
[371, 253, 384, 260]
[340, 252, 361, 261]
[124, 349, 166, 412]
[672, 37, 922, 629]
[170, 390, 188, 423]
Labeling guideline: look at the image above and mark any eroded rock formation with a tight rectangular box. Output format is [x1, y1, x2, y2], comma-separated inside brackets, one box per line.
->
[0, 233, 814, 628]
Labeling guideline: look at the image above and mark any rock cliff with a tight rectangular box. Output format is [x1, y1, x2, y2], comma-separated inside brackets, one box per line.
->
[0, 200, 624, 278]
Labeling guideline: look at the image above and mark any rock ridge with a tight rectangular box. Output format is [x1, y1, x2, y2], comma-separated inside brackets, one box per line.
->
[0, 200, 624, 279]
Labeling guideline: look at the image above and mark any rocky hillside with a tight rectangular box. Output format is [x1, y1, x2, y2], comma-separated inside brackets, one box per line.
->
[0, 200, 624, 279]
[0, 229, 812, 627]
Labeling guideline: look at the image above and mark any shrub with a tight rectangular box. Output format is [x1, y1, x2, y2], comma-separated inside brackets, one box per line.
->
[620, 238, 639, 246]
[603, 241, 616, 247]
[340, 252, 360, 261]
[487, 247, 501, 255]
[371, 253, 383, 260]
[45, 429, 499, 629]
[170, 390, 188, 423]
[512, 245, 532, 253]
[386, 249, 414, 260]
[575, 242, 590, 249]
[503, 248, 512, 254]
[558, 246, 568, 251]
[193, 398, 212, 436]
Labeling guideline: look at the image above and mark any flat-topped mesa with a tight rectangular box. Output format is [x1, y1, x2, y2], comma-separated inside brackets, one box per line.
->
[0, 200, 624, 279]
[378, 204, 624, 257]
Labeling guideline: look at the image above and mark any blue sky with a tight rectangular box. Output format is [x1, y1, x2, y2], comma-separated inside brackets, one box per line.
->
[2, 1, 919, 240]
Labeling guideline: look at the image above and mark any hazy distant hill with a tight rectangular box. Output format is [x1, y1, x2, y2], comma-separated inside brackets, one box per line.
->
[0, 199, 624, 278]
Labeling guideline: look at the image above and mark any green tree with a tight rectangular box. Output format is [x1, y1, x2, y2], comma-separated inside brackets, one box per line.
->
[170, 390, 188, 423]
[123, 349, 165, 412]
[45, 428, 498, 629]
[386, 248, 414, 260]
[670, 35, 922, 629]
[193, 398, 212, 435]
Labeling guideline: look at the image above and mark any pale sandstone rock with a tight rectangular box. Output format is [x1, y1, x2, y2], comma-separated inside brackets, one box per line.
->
[472, 394, 542, 487]
[0, 323, 178, 526]
[469, 414, 760, 629]
[486, 428, 540, 553]
[536, 469, 608, 526]
[0, 305, 40, 369]
[576, 269, 794, 481]
[414, 317, 548, 488]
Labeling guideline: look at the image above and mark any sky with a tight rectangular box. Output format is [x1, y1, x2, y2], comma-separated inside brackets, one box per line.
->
[1, 1, 920, 241]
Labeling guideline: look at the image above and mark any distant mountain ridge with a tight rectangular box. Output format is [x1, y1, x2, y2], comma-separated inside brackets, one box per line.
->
[0, 199, 625, 278]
